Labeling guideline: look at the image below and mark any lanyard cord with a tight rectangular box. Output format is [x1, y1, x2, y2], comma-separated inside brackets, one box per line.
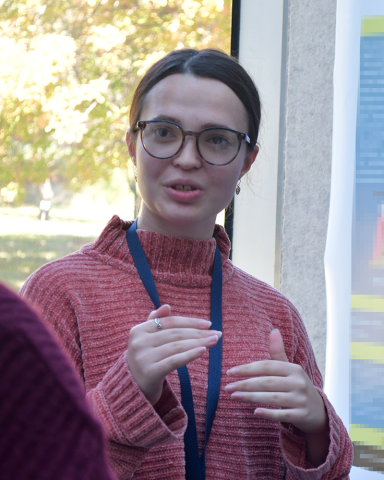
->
[126, 220, 222, 479]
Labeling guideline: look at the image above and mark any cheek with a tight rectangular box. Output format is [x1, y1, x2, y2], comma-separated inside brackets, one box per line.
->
[137, 161, 154, 196]
[221, 162, 243, 188]
[136, 144, 155, 178]
[136, 152, 165, 201]
[210, 170, 239, 203]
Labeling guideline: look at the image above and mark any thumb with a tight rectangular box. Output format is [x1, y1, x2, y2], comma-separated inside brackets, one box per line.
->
[269, 329, 289, 362]
[147, 304, 171, 321]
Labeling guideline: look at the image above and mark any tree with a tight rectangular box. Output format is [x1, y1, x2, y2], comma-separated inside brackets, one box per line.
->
[0, 0, 231, 203]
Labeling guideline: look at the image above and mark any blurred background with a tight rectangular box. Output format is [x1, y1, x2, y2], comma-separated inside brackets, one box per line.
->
[0, 0, 231, 291]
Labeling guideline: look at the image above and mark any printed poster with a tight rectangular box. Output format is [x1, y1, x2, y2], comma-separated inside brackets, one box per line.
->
[325, 2, 384, 478]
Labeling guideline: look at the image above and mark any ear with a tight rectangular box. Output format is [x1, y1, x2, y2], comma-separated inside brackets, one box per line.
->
[126, 130, 137, 165]
[239, 145, 259, 179]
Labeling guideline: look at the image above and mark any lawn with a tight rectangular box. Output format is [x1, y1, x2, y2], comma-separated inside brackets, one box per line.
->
[0, 201, 224, 292]
[0, 233, 96, 291]
[0, 206, 109, 291]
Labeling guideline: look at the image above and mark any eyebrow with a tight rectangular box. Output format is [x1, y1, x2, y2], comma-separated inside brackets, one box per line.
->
[149, 114, 233, 130]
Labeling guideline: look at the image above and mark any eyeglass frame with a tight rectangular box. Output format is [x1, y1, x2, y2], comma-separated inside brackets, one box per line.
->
[135, 120, 252, 166]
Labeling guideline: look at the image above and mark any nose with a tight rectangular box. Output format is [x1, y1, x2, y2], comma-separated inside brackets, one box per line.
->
[172, 133, 203, 170]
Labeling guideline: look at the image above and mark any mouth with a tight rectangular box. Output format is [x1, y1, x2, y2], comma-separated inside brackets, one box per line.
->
[171, 185, 197, 192]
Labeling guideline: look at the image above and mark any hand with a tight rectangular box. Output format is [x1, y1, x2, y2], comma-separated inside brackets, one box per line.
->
[225, 329, 328, 435]
[127, 304, 222, 405]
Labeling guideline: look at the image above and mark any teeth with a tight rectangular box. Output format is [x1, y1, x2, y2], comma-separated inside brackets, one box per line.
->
[174, 185, 194, 191]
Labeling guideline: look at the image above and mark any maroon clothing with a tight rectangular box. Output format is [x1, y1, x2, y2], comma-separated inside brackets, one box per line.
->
[0, 283, 115, 480]
[21, 216, 353, 480]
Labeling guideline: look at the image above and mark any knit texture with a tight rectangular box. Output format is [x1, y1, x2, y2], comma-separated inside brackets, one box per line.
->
[21, 216, 353, 480]
[0, 283, 115, 480]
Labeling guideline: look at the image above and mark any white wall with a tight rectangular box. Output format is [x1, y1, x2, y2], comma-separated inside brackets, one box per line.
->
[232, 0, 338, 377]
[232, 0, 285, 287]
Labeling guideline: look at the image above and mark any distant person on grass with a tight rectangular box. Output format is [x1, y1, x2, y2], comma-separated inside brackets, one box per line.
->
[21, 49, 353, 479]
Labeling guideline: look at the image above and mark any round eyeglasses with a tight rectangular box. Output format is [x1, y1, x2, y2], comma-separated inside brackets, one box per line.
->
[136, 120, 251, 166]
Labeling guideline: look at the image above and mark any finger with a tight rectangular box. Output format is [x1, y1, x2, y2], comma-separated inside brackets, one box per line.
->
[254, 407, 302, 424]
[155, 345, 208, 377]
[230, 391, 294, 408]
[269, 329, 289, 363]
[147, 304, 172, 321]
[152, 335, 220, 363]
[150, 328, 222, 347]
[225, 376, 291, 394]
[149, 315, 213, 332]
[226, 360, 292, 378]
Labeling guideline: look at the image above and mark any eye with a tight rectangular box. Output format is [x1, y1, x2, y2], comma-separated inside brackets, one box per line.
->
[154, 127, 173, 138]
[207, 135, 230, 146]
[202, 130, 235, 149]
[148, 122, 179, 141]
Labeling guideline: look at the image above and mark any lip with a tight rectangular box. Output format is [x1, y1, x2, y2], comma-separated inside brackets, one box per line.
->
[163, 179, 203, 190]
[164, 179, 203, 203]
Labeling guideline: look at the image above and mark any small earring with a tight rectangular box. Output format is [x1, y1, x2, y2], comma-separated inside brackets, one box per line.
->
[236, 179, 241, 195]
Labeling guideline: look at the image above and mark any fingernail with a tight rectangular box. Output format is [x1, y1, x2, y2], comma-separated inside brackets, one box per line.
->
[211, 330, 222, 337]
[231, 392, 242, 400]
[199, 320, 212, 328]
[254, 408, 264, 417]
[271, 328, 279, 333]
[224, 383, 236, 392]
[196, 346, 206, 355]
[208, 335, 218, 344]
[226, 367, 239, 376]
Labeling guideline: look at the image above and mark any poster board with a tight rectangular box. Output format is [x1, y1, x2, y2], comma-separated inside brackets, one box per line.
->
[325, 1, 384, 477]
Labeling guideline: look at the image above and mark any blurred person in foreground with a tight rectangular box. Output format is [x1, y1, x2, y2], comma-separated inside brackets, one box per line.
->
[0, 282, 115, 480]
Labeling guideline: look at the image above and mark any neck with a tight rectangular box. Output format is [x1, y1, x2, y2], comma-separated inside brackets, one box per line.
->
[137, 212, 216, 240]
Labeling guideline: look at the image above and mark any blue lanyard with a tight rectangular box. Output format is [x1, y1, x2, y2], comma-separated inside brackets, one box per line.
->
[126, 220, 222, 480]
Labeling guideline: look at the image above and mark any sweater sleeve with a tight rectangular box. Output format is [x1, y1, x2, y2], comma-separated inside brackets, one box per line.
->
[279, 302, 353, 480]
[20, 267, 187, 480]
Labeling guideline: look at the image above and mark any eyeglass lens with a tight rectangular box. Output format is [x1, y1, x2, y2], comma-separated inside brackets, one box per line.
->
[142, 122, 240, 165]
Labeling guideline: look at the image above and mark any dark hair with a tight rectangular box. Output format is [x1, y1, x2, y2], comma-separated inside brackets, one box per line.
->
[129, 49, 261, 149]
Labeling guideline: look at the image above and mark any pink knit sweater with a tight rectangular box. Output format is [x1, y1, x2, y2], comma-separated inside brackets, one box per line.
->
[21, 216, 353, 480]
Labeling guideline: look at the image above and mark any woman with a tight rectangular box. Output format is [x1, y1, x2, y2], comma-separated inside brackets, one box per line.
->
[21, 49, 353, 479]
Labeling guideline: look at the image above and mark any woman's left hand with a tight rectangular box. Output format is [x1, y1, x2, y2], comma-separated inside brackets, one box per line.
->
[225, 329, 328, 436]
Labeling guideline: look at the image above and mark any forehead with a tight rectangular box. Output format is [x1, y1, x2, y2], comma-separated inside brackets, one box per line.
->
[140, 73, 248, 131]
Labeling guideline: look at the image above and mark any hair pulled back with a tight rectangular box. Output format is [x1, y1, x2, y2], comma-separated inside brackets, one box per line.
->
[129, 49, 261, 149]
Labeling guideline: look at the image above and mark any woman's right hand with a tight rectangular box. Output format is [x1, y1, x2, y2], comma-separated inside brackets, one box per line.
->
[127, 304, 221, 405]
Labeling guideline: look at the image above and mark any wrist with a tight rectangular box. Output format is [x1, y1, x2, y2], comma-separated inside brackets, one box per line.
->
[302, 390, 329, 435]
[303, 421, 330, 467]
[139, 381, 164, 406]
[303, 421, 329, 440]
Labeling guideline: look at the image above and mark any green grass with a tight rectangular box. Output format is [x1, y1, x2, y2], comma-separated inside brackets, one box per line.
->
[0, 234, 95, 292]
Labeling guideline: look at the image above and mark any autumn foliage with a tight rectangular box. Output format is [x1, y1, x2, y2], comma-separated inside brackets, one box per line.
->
[0, 0, 231, 202]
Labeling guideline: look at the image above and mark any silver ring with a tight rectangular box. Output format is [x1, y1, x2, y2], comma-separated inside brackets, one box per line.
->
[154, 317, 162, 331]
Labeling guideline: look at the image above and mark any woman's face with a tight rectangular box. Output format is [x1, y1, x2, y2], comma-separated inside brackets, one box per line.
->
[127, 73, 258, 239]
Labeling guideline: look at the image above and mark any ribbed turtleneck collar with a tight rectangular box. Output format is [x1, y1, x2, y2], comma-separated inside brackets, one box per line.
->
[82, 215, 234, 287]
